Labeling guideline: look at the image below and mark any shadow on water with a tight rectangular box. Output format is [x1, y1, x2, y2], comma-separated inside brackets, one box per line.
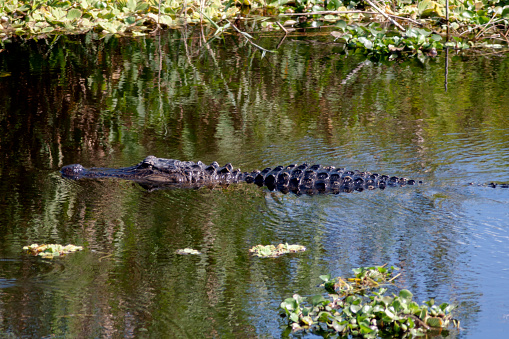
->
[0, 29, 509, 337]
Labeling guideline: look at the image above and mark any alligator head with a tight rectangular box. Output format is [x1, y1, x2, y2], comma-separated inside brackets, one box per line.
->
[60, 155, 239, 189]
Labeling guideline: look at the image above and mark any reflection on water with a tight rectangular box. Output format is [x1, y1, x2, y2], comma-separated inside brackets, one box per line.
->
[0, 30, 508, 337]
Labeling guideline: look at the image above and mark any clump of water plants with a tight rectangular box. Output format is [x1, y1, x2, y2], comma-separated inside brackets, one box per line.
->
[23, 244, 83, 258]
[249, 243, 306, 257]
[175, 248, 202, 255]
[280, 264, 459, 337]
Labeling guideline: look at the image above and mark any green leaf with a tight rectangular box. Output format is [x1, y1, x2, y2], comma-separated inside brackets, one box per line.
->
[336, 20, 347, 30]
[350, 304, 362, 313]
[426, 316, 443, 327]
[319, 274, 331, 282]
[359, 323, 374, 334]
[502, 8, 509, 19]
[301, 315, 313, 325]
[135, 2, 149, 11]
[385, 308, 395, 319]
[281, 298, 298, 311]
[127, 0, 136, 11]
[42, 27, 55, 33]
[461, 10, 474, 19]
[358, 37, 373, 49]
[430, 34, 442, 41]
[289, 313, 299, 323]
[67, 8, 82, 20]
[332, 320, 346, 332]
[125, 16, 136, 25]
[310, 295, 328, 306]
[399, 289, 413, 302]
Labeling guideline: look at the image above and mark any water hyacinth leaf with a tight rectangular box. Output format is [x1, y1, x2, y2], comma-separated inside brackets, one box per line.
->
[289, 313, 299, 323]
[336, 20, 347, 30]
[293, 294, 306, 304]
[406, 317, 415, 328]
[135, 2, 149, 11]
[67, 9, 82, 20]
[301, 315, 313, 325]
[350, 303, 362, 313]
[359, 323, 373, 334]
[431, 34, 442, 41]
[384, 308, 395, 320]
[426, 316, 443, 327]
[319, 274, 331, 282]
[125, 16, 136, 25]
[302, 306, 311, 316]
[126, 0, 136, 11]
[159, 15, 172, 26]
[502, 7, 509, 19]
[51, 8, 67, 20]
[281, 298, 298, 312]
[310, 295, 328, 306]
[440, 302, 453, 313]
[382, 296, 393, 305]
[399, 289, 413, 302]
[358, 37, 373, 49]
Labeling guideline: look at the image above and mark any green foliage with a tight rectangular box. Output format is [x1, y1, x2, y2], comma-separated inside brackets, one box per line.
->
[249, 243, 306, 257]
[1, 0, 508, 52]
[281, 265, 459, 337]
[23, 244, 84, 258]
[331, 22, 443, 60]
[0, 0, 239, 38]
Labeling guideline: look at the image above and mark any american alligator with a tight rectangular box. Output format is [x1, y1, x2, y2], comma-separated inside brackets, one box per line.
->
[61, 155, 424, 194]
[60, 156, 509, 193]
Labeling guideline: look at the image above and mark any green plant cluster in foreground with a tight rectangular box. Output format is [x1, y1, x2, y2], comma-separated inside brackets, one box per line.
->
[0, 0, 239, 37]
[281, 265, 458, 338]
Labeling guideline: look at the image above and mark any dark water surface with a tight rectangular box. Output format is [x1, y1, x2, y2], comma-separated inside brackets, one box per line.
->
[0, 30, 508, 338]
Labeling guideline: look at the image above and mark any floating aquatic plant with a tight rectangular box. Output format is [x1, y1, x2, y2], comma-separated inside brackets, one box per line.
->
[23, 244, 83, 258]
[176, 248, 202, 255]
[249, 243, 306, 257]
[281, 264, 459, 337]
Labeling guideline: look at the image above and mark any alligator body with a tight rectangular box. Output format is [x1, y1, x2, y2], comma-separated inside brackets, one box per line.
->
[61, 155, 423, 194]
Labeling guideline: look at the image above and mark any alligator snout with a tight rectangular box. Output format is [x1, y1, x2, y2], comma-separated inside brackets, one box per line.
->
[61, 164, 86, 179]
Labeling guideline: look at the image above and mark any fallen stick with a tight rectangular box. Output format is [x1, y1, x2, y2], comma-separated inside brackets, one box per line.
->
[363, 0, 405, 31]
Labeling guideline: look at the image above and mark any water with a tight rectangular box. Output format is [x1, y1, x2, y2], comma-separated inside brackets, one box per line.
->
[0, 30, 508, 338]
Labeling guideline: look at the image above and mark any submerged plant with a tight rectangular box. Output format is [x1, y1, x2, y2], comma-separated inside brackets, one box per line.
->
[280, 265, 459, 337]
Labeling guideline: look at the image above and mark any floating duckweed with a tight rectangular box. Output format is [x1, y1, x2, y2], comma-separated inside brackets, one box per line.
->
[249, 243, 306, 258]
[23, 244, 83, 258]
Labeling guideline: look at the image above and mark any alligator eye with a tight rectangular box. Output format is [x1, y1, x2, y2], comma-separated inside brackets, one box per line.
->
[140, 161, 153, 169]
